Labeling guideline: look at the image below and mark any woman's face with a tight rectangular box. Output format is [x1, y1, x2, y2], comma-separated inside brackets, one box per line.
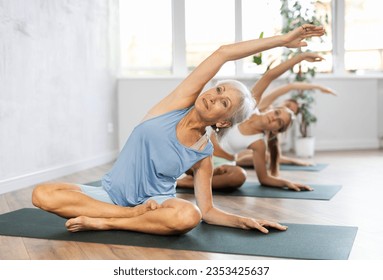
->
[195, 84, 242, 125]
[282, 100, 299, 115]
[261, 108, 292, 133]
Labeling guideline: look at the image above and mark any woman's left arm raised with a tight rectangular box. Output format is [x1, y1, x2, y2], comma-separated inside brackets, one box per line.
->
[148, 24, 325, 116]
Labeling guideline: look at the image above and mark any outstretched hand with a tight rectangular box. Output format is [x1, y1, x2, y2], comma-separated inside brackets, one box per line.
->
[285, 181, 313, 191]
[300, 52, 325, 62]
[239, 217, 288, 234]
[283, 24, 325, 48]
[318, 85, 337, 96]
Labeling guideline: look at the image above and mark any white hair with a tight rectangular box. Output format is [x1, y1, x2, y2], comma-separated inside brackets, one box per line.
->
[214, 79, 255, 139]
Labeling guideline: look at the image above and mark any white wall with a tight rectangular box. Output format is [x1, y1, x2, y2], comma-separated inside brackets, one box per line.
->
[0, 0, 119, 194]
[118, 76, 383, 152]
[312, 77, 380, 150]
[117, 78, 184, 149]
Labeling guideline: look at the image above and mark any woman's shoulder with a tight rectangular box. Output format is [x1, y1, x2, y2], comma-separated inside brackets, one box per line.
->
[141, 107, 192, 123]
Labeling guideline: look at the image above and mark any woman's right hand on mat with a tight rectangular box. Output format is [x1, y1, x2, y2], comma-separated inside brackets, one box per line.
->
[240, 217, 288, 234]
[285, 181, 313, 192]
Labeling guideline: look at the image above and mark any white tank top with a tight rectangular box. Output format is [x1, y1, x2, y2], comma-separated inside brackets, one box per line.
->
[219, 123, 265, 155]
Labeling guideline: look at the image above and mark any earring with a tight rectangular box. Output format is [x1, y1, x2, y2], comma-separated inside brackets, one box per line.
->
[216, 127, 220, 132]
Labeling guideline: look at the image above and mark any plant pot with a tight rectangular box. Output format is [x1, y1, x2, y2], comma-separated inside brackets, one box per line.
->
[295, 137, 315, 158]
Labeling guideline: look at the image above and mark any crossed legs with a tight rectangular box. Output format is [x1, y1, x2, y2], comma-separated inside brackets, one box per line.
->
[65, 198, 202, 235]
[32, 182, 201, 235]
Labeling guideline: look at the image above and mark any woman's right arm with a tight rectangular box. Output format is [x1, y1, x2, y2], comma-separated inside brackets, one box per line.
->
[211, 133, 236, 161]
[148, 24, 325, 116]
[252, 52, 324, 105]
[258, 82, 336, 111]
[249, 140, 313, 191]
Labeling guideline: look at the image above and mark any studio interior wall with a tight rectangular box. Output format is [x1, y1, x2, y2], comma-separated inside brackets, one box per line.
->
[0, 0, 119, 194]
[118, 76, 383, 153]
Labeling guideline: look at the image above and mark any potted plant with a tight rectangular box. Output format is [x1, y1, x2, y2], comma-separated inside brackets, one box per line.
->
[280, 0, 328, 158]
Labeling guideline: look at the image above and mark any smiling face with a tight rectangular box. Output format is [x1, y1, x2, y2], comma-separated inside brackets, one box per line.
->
[195, 84, 242, 126]
[261, 108, 292, 133]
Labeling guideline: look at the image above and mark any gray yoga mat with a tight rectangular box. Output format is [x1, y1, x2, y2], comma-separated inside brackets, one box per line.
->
[279, 163, 328, 172]
[177, 182, 342, 200]
[0, 208, 357, 260]
[86, 181, 341, 200]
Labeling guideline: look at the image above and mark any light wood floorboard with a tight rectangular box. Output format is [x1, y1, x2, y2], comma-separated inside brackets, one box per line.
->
[1, 149, 382, 260]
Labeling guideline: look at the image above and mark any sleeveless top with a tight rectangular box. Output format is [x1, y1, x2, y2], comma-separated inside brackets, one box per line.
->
[219, 123, 265, 155]
[102, 107, 213, 206]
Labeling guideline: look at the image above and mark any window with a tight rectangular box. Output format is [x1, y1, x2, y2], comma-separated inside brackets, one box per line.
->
[241, 0, 282, 75]
[344, 0, 383, 72]
[304, 0, 333, 74]
[185, 0, 235, 76]
[119, 0, 172, 76]
[119, 0, 383, 77]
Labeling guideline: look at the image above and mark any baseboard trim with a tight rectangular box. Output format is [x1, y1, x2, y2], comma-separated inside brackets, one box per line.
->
[0, 151, 118, 195]
[315, 139, 380, 151]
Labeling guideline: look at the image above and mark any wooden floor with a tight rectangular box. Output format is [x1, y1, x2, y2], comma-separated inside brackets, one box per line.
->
[1, 149, 383, 260]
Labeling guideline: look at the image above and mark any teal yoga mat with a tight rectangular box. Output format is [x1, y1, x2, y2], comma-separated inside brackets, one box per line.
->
[279, 163, 328, 172]
[86, 181, 341, 200]
[177, 182, 342, 200]
[0, 208, 357, 260]
[240, 163, 328, 172]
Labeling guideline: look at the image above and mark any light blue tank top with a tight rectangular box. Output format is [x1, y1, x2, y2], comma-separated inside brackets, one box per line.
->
[102, 107, 213, 206]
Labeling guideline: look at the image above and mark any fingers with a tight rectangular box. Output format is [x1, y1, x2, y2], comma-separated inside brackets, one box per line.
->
[288, 184, 302, 191]
[296, 184, 314, 191]
[318, 86, 337, 95]
[253, 223, 270, 234]
[299, 25, 325, 40]
[301, 24, 325, 34]
[301, 185, 314, 191]
[287, 182, 313, 191]
[258, 220, 289, 233]
[326, 90, 337, 96]
[245, 219, 288, 234]
[302, 52, 324, 61]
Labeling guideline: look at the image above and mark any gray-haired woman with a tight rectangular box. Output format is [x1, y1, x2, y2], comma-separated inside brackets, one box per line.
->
[32, 24, 324, 235]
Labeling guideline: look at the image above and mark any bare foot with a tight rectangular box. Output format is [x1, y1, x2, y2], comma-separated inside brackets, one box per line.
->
[65, 216, 107, 232]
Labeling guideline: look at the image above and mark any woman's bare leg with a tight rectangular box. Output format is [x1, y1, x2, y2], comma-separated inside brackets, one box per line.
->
[210, 165, 247, 189]
[236, 150, 254, 167]
[177, 165, 246, 190]
[32, 182, 159, 219]
[65, 198, 202, 235]
[279, 155, 313, 166]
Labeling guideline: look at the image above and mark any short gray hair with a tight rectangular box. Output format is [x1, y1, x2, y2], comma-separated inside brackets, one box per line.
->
[213, 79, 255, 139]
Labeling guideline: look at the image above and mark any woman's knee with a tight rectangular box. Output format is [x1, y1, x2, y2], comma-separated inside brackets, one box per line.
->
[170, 202, 202, 234]
[32, 182, 76, 210]
[32, 183, 51, 209]
[226, 166, 247, 188]
[234, 167, 247, 185]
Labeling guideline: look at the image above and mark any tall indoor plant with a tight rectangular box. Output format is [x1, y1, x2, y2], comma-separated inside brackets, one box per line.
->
[280, 0, 328, 157]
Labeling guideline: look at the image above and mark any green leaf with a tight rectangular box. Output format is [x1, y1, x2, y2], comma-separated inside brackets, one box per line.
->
[253, 54, 262, 65]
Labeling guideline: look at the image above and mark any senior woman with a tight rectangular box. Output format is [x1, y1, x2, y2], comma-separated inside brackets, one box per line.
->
[32, 24, 324, 235]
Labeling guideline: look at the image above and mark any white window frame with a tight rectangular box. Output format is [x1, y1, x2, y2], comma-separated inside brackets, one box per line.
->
[122, 0, 383, 78]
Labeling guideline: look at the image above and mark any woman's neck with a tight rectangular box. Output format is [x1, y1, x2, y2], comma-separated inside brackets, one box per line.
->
[238, 114, 265, 135]
[179, 108, 208, 134]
